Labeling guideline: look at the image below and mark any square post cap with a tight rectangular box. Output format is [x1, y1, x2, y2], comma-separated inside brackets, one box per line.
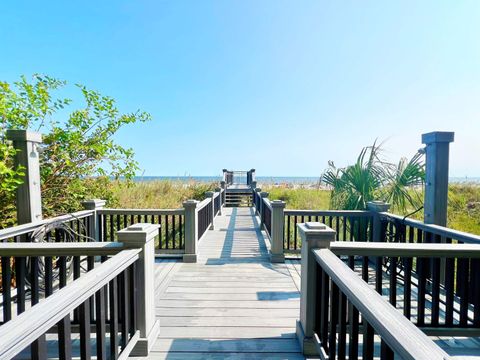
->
[82, 199, 107, 210]
[297, 222, 336, 243]
[205, 191, 215, 198]
[6, 129, 43, 143]
[250, 169, 256, 172]
[260, 192, 269, 198]
[254, 188, 262, 192]
[270, 200, 286, 208]
[422, 131, 454, 144]
[183, 199, 199, 208]
[366, 201, 390, 213]
[215, 187, 221, 192]
[117, 223, 160, 244]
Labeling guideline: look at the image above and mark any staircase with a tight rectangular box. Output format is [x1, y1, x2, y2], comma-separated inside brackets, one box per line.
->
[225, 189, 253, 207]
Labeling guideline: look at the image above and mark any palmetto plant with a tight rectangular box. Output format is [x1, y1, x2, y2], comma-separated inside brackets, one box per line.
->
[322, 141, 425, 213]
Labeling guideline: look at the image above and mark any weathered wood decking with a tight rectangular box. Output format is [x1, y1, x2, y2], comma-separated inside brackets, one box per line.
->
[139, 207, 304, 359]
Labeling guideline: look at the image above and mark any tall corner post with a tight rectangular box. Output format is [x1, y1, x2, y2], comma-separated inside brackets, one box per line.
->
[259, 191, 269, 227]
[205, 191, 215, 230]
[270, 200, 286, 263]
[366, 201, 390, 242]
[6, 130, 43, 225]
[82, 199, 106, 241]
[117, 223, 160, 356]
[296, 222, 336, 356]
[183, 200, 198, 263]
[422, 131, 455, 226]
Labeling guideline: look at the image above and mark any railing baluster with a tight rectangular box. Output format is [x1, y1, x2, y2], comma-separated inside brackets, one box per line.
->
[380, 339, 394, 360]
[172, 214, 176, 250]
[1, 256, 12, 323]
[329, 282, 339, 358]
[109, 277, 119, 360]
[58, 315, 72, 359]
[403, 257, 412, 320]
[417, 257, 426, 326]
[79, 298, 92, 360]
[95, 286, 107, 360]
[30, 256, 47, 360]
[389, 256, 397, 306]
[338, 292, 347, 360]
[431, 256, 441, 326]
[16, 256, 26, 314]
[362, 321, 374, 360]
[444, 256, 455, 326]
[348, 301, 359, 360]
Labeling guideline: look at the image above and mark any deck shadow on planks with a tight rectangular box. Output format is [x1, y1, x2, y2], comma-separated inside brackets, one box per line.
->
[156, 335, 304, 360]
[256, 291, 300, 301]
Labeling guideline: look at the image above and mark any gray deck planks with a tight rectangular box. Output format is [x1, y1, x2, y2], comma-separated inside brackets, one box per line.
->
[137, 207, 304, 359]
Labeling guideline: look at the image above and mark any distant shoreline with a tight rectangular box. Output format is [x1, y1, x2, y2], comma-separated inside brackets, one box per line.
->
[131, 176, 480, 185]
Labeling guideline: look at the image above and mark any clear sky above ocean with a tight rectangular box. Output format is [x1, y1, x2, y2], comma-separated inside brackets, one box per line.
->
[1, 1, 479, 177]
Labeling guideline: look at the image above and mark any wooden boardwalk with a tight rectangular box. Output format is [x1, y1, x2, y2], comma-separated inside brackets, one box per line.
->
[137, 207, 304, 359]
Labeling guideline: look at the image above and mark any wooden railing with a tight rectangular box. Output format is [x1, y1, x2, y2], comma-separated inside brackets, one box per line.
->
[313, 248, 449, 359]
[214, 191, 221, 215]
[284, 210, 373, 251]
[262, 199, 272, 238]
[197, 198, 213, 241]
[380, 212, 480, 245]
[0, 242, 141, 359]
[0, 210, 96, 243]
[98, 208, 185, 251]
[332, 241, 480, 332]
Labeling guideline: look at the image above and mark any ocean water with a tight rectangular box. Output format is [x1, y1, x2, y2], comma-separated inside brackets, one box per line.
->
[134, 176, 480, 184]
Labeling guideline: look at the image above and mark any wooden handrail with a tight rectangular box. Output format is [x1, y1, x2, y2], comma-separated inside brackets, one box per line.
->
[0, 210, 95, 241]
[331, 241, 480, 258]
[382, 212, 480, 244]
[0, 249, 141, 359]
[0, 241, 124, 256]
[314, 248, 450, 360]
[197, 198, 211, 211]
[98, 208, 184, 216]
[263, 197, 272, 211]
[284, 209, 372, 217]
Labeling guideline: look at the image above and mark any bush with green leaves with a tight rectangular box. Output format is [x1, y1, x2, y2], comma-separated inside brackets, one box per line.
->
[322, 141, 425, 213]
[0, 75, 151, 224]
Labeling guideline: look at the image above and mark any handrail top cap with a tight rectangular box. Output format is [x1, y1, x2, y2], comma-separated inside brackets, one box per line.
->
[422, 131, 454, 144]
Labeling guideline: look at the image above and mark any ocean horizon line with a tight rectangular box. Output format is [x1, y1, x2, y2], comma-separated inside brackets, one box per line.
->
[130, 175, 480, 184]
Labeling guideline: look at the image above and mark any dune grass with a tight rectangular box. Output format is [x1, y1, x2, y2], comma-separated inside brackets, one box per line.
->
[110, 180, 217, 209]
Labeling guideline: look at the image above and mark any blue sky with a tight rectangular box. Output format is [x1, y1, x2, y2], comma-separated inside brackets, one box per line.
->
[1, 1, 479, 177]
